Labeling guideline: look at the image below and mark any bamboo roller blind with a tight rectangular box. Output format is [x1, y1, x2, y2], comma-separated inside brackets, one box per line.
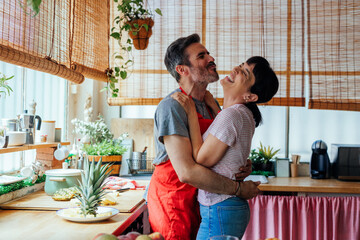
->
[0, 0, 109, 84]
[307, 0, 360, 111]
[108, 0, 306, 107]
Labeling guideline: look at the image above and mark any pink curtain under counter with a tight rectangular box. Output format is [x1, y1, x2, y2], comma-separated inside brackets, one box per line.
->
[243, 195, 360, 240]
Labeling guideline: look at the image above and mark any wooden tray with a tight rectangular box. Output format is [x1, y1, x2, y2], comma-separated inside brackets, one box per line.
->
[0, 190, 145, 213]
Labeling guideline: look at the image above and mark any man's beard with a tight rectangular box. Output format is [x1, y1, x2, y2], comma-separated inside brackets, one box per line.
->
[190, 65, 219, 84]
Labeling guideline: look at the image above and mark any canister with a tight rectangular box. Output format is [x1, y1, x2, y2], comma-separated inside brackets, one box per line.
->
[38, 120, 55, 142]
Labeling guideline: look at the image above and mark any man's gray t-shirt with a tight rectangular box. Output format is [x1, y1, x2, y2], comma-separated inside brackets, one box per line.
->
[153, 88, 219, 165]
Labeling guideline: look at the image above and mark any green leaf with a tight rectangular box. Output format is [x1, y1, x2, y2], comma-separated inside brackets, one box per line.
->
[120, 71, 127, 79]
[27, 0, 42, 16]
[133, 23, 139, 29]
[143, 24, 149, 32]
[114, 67, 120, 72]
[124, 24, 131, 31]
[112, 93, 118, 98]
[127, 46, 132, 51]
[100, 87, 108, 92]
[132, 31, 138, 36]
[110, 76, 118, 83]
[155, 8, 162, 16]
[110, 32, 120, 39]
[115, 55, 123, 59]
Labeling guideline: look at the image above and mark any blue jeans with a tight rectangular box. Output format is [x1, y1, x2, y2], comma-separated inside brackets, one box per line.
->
[196, 197, 250, 240]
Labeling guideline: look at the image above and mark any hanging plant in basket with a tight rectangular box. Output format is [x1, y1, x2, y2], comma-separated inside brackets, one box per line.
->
[104, 0, 162, 98]
[127, 17, 154, 50]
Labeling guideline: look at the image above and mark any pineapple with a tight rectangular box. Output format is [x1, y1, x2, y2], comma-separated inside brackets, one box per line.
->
[76, 157, 112, 217]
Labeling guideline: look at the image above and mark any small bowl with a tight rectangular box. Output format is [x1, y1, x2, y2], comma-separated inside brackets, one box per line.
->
[7, 131, 27, 146]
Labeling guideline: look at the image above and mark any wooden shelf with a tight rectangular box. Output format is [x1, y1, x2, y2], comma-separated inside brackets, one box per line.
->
[0, 142, 70, 154]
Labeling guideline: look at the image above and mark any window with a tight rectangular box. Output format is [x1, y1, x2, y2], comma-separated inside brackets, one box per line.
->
[0, 61, 67, 174]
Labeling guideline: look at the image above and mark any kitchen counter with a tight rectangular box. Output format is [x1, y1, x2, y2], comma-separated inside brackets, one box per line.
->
[259, 176, 360, 194]
[0, 202, 146, 240]
[1, 177, 359, 239]
[0, 181, 150, 240]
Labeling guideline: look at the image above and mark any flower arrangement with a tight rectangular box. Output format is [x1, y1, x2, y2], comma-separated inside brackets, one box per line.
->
[71, 115, 129, 158]
[71, 115, 113, 144]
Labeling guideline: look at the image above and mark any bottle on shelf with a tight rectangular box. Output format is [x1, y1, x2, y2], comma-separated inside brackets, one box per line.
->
[69, 139, 79, 169]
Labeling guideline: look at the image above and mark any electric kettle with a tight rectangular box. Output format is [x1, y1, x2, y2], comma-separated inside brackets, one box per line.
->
[310, 140, 331, 179]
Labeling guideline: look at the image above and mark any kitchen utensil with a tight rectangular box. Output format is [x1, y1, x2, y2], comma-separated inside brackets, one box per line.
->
[131, 152, 142, 171]
[18, 111, 42, 144]
[7, 131, 26, 146]
[116, 188, 130, 193]
[310, 140, 331, 179]
[291, 154, 301, 164]
[44, 169, 82, 195]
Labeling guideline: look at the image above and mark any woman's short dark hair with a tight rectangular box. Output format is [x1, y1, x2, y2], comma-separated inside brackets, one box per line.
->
[245, 56, 279, 127]
[164, 34, 200, 82]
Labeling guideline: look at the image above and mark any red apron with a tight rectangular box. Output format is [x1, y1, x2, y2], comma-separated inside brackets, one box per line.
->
[148, 89, 214, 240]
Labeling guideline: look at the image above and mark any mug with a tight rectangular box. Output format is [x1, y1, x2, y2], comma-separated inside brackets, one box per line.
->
[54, 144, 69, 160]
[21, 166, 34, 178]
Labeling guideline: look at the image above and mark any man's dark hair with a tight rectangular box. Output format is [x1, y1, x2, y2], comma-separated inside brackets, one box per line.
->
[164, 34, 200, 82]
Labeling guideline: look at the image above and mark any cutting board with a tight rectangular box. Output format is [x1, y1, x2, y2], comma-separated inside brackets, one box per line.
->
[0, 190, 145, 213]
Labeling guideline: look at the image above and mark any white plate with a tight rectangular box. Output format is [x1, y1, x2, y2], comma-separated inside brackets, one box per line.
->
[244, 174, 269, 184]
[56, 207, 119, 223]
[0, 175, 27, 185]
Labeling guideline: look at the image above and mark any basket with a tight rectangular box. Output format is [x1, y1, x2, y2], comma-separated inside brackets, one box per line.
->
[127, 158, 154, 175]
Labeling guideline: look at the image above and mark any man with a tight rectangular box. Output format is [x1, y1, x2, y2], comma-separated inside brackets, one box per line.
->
[147, 34, 260, 240]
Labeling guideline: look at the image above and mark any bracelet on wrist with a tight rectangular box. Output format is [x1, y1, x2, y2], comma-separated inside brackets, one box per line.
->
[234, 181, 241, 196]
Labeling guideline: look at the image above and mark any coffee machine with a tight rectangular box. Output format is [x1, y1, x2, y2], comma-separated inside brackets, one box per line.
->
[18, 110, 42, 144]
[310, 140, 331, 179]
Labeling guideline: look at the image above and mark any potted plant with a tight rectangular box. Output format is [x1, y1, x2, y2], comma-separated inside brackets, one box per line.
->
[83, 139, 127, 176]
[112, 0, 162, 50]
[105, 0, 162, 97]
[71, 115, 128, 175]
[249, 142, 280, 176]
[0, 72, 14, 98]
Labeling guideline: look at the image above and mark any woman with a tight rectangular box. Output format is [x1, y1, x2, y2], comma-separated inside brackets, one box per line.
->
[172, 56, 279, 239]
